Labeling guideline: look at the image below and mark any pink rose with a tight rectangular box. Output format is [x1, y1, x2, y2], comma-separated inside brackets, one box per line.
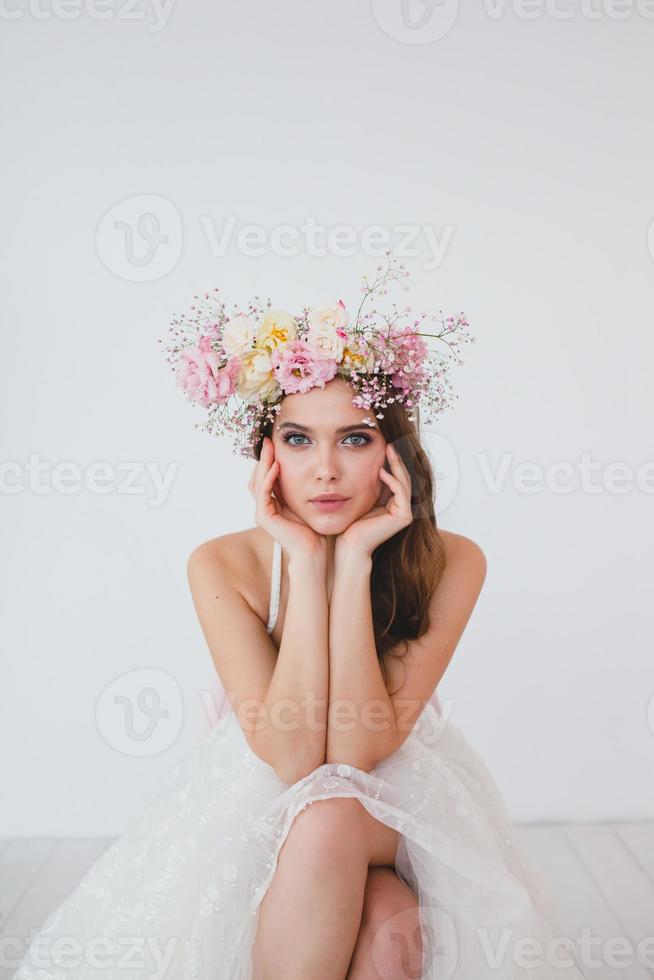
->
[177, 344, 241, 407]
[270, 340, 337, 394]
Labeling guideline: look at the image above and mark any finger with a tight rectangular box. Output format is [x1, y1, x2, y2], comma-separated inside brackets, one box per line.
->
[384, 462, 411, 500]
[261, 459, 279, 495]
[379, 467, 402, 488]
[379, 468, 411, 508]
[255, 465, 278, 515]
[254, 440, 275, 493]
[386, 444, 411, 485]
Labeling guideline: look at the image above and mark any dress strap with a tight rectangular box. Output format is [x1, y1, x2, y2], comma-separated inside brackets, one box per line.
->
[265, 539, 282, 634]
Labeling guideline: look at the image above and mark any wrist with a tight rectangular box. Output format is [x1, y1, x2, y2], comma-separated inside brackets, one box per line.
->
[334, 538, 373, 568]
[288, 549, 328, 577]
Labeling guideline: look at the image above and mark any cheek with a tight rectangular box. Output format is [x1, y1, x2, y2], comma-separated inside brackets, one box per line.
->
[274, 454, 301, 498]
[357, 450, 386, 497]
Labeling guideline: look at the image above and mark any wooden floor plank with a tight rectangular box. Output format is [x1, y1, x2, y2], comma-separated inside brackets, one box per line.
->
[513, 822, 651, 980]
[0, 841, 57, 934]
[564, 823, 654, 979]
[612, 821, 654, 885]
[1, 839, 113, 980]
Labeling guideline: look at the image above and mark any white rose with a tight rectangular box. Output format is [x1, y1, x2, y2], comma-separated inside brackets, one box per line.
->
[306, 300, 349, 360]
[236, 348, 280, 402]
[306, 321, 346, 361]
[222, 313, 255, 357]
[307, 300, 349, 334]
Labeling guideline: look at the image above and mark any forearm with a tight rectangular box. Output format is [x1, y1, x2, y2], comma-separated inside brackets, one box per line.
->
[326, 544, 396, 770]
[257, 551, 329, 783]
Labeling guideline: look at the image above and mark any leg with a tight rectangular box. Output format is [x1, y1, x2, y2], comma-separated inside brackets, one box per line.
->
[251, 797, 400, 980]
[345, 867, 423, 980]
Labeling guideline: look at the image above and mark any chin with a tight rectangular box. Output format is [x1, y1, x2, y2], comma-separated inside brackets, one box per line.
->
[304, 512, 351, 530]
[301, 508, 354, 533]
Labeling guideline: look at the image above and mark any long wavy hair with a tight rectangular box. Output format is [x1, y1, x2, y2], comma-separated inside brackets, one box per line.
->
[253, 391, 447, 697]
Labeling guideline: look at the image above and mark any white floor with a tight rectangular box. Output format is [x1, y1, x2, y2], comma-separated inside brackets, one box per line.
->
[1, 822, 653, 979]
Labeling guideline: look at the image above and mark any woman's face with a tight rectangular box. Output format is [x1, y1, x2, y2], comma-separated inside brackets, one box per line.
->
[270, 377, 388, 532]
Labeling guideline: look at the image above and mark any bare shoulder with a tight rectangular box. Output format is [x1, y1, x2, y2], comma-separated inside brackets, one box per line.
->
[186, 526, 271, 621]
[440, 527, 485, 559]
[417, 528, 487, 650]
[437, 528, 487, 584]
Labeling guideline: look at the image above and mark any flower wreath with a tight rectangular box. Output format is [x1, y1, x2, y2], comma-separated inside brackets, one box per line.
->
[159, 252, 474, 458]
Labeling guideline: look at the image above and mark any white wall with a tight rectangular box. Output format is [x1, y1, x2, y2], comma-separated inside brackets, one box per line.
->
[2, 0, 653, 836]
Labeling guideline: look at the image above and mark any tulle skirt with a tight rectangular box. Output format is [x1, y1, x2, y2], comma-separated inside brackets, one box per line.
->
[11, 694, 586, 979]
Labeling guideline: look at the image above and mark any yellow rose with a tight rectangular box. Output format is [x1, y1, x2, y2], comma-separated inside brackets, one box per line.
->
[256, 310, 297, 355]
[341, 346, 376, 374]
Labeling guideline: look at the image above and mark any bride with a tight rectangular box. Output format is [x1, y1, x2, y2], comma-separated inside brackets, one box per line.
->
[188, 374, 487, 978]
[12, 258, 587, 979]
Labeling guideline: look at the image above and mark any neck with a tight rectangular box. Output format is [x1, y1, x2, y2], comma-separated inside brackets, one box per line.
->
[325, 533, 337, 567]
[325, 533, 338, 598]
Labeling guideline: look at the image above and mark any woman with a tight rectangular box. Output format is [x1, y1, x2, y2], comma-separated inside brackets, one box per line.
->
[187, 373, 489, 979]
[11, 261, 587, 980]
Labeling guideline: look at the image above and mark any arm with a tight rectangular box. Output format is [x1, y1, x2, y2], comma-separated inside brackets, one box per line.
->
[187, 542, 329, 786]
[257, 548, 330, 783]
[325, 534, 487, 771]
[325, 541, 394, 771]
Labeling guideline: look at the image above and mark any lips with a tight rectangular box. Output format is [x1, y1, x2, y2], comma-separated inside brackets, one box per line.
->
[309, 496, 350, 511]
[309, 495, 348, 502]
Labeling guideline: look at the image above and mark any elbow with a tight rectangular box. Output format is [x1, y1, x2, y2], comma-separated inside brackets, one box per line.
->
[274, 755, 325, 786]
[275, 762, 315, 786]
[324, 747, 377, 774]
[251, 734, 325, 786]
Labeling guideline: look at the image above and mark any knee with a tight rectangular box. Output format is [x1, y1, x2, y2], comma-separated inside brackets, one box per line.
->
[286, 796, 367, 861]
[362, 869, 423, 976]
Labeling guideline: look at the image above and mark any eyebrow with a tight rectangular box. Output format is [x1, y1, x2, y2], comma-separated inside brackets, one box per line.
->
[277, 422, 378, 434]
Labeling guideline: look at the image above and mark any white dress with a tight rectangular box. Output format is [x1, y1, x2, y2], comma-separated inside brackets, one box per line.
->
[12, 540, 586, 980]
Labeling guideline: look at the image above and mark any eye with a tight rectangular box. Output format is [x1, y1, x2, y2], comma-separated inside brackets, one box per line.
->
[344, 432, 372, 447]
[282, 432, 309, 447]
[281, 431, 373, 448]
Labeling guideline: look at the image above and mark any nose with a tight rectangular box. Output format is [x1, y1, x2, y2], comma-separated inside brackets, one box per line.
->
[315, 444, 341, 482]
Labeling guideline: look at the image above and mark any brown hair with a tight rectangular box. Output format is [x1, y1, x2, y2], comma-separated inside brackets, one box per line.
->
[253, 388, 447, 697]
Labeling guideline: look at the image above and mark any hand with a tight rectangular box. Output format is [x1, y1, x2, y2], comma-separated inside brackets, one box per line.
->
[248, 437, 327, 562]
[336, 442, 414, 559]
